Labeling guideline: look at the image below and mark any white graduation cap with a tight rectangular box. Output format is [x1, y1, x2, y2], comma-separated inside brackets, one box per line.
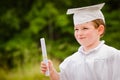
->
[66, 3, 105, 26]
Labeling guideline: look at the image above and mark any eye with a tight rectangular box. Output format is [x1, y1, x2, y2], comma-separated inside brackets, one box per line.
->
[82, 27, 88, 30]
[74, 28, 79, 31]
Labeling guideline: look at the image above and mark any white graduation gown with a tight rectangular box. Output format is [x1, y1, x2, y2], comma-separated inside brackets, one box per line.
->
[59, 41, 120, 80]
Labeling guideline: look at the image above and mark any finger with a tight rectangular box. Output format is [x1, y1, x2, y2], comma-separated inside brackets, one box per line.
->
[41, 68, 47, 74]
[40, 61, 48, 74]
[48, 60, 54, 69]
[40, 66, 48, 74]
[41, 61, 46, 65]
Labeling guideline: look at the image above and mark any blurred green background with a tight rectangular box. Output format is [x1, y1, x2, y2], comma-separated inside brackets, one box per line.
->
[0, 0, 120, 80]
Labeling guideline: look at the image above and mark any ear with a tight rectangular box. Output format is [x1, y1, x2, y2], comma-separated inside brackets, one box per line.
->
[98, 25, 104, 36]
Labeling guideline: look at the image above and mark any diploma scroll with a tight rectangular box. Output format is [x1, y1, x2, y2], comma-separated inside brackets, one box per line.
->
[40, 38, 50, 76]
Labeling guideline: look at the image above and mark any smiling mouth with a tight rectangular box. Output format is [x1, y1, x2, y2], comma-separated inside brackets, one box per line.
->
[79, 37, 85, 39]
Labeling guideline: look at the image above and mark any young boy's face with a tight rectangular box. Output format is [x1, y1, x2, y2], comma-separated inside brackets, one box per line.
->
[74, 21, 101, 47]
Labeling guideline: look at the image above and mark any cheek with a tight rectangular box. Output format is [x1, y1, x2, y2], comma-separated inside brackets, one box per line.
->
[85, 31, 93, 36]
[74, 32, 77, 39]
[86, 30, 99, 39]
[89, 31, 99, 38]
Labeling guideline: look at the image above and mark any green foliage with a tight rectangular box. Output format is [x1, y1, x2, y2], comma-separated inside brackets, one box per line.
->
[1, 9, 20, 29]
[0, 64, 49, 80]
[47, 40, 79, 61]
[1, 35, 40, 69]
[102, 10, 120, 49]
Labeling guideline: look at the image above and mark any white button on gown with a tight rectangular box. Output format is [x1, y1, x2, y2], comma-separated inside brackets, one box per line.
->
[59, 41, 120, 80]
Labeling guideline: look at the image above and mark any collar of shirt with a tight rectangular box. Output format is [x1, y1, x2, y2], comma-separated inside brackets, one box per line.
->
[78, 40, 105, 55]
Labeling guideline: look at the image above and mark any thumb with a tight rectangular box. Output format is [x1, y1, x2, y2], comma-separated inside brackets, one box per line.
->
[48, 60, 53, 70]
[48, 60, 56, 74]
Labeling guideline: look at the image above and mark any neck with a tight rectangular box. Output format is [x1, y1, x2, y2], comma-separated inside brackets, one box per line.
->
[83, 41, 100, 52]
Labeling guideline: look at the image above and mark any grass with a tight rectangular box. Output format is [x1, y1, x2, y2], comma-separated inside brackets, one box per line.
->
[0, 59, 60, 80]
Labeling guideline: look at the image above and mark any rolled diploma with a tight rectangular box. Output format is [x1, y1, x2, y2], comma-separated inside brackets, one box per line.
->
[40, 38, 49, 76]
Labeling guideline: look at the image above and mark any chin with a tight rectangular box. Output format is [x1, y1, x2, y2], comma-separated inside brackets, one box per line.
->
[79, 42, 90, 47]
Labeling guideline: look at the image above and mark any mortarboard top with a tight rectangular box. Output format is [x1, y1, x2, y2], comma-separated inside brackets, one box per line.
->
[66, 3, 105, 26]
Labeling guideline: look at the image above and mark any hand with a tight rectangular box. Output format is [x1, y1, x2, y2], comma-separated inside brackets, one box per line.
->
[40, 60, 54, 75]
[40, 60, 60, 80]
[40, 61, 48, 74]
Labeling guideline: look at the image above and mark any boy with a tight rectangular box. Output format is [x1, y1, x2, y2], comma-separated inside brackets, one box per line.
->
[41, 3, 120, 80]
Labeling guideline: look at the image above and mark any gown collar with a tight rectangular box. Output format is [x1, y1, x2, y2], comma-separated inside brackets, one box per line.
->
[78, 40, 105, 55]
